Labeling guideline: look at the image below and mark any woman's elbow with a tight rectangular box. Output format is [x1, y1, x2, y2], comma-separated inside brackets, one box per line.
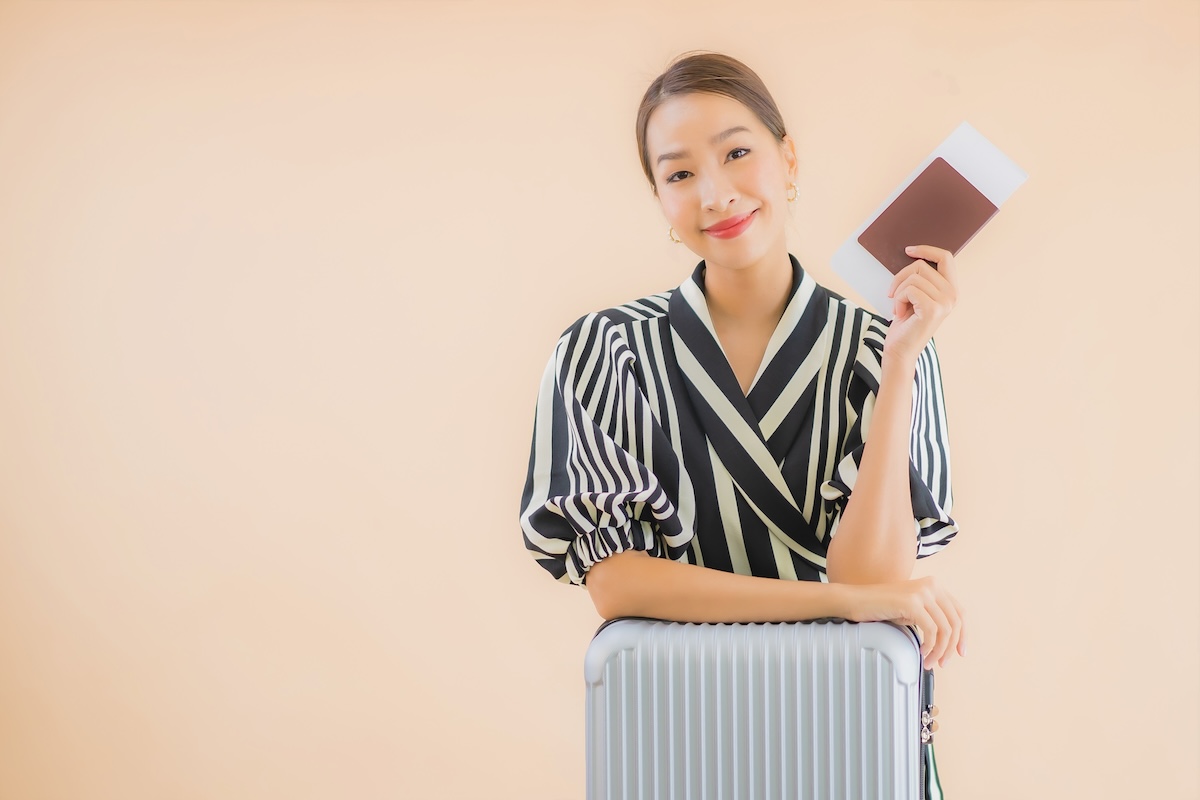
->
[828, 563, 912, 585]
[827, 545, 915, 584]
[583, 574, 624, 620]
[583, 550, 647, 619]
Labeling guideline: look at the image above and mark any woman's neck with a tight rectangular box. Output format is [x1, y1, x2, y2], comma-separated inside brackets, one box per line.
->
[702, 249, 793, 328]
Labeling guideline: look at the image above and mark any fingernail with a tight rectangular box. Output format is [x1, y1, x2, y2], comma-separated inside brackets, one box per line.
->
[905, 245, 916, 253]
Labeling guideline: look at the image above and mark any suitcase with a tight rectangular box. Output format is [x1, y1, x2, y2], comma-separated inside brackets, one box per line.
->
[584, 617, 939, 800]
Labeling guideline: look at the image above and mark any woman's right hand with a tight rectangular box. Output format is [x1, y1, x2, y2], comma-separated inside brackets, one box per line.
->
[839, 576, 966, 669]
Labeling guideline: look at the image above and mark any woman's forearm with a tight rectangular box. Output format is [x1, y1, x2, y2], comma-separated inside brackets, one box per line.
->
[825, 353, 919, 584]
[584, 550, 852, 623]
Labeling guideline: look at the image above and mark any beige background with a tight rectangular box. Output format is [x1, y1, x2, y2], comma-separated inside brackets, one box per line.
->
[0, 1, 1196, 798]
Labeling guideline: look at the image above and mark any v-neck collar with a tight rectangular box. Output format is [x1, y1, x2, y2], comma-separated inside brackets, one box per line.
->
[665, 252, 833, 560]
[667, 252, 829, 427]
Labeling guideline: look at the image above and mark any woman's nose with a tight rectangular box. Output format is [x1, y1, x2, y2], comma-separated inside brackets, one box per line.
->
[698, 172, 738, 211]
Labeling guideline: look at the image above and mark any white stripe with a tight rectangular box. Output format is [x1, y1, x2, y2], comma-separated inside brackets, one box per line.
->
[922, 347, 941, 503]
[633, 370, 652, 477]
[759, 323, 829, 439]
[679, 279, 729, 358]
[628, 322, 663, 429]
[820, 455, 858, 503]
[578, 317, 617, 424]
[624, 324, 658, 483]
[804, 303, 855, 523]
[768, 525, 799, 580]
[911, 345, 931, 480]
[672, 330, 802, 511]
[707, 439, 752, 575]
[734, 478, 827, 570]
[563, 314, 598, 400]
[595, 327, 628, 445]
[647, 318, 698, 563]
[619, 295, 671, 320]
[573, 319, 609, 422]
[569, 369, 618, 498]
[747, 271, 817, 393]
[928, 342, 952, 510]
[519, 352, 568, 554]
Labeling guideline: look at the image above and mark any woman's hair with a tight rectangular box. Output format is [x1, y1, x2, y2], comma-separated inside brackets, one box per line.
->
[635, 51, 789, 195]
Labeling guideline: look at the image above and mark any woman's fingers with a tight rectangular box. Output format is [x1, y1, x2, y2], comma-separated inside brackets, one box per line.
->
[903, 244, 957, 286]
[887, 262, 915, 298]
[950, 593, 967, 658]
[890, 276, 945, 322]
[891, 260, 952, 310]
[889, 270, 946, 302]
[904, 577, 964, 670]
[913, 604, 939, 664]
[923, 596, 953, 669]
[893, 284, 940, 323]
[869, 579, 967, 669]
[930, 587, 966, 667]
[888, 254, 953, 299]
[889, 251, 958, 328]
[937, 592, 962, 668]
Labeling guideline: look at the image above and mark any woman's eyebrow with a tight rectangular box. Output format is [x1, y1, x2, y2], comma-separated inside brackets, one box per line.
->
[655, 125, 751, 166]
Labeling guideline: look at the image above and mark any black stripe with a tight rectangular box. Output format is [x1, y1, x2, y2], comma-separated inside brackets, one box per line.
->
[732, 486, 780, 578]
[668, 274, 763, 438]
[746, 258, 828, 419]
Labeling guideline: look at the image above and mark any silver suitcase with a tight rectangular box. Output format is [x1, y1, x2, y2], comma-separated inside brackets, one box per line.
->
[584, 617, 938, 800]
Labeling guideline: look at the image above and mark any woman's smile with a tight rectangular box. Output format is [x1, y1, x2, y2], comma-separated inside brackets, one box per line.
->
[703, 208, 758, 239]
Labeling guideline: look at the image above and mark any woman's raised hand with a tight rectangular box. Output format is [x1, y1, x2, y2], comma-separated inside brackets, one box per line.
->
[840, 575, 966, 670]
[883, 244, 958, 364]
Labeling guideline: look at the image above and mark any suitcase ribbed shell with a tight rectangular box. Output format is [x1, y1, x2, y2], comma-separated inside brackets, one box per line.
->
[584, 619, 923, 800]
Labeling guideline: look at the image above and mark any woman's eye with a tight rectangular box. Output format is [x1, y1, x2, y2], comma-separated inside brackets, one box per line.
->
[665, 148, 750, 184]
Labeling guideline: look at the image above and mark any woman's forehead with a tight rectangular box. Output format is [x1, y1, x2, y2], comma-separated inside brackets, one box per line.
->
[647, 94, 760, 158]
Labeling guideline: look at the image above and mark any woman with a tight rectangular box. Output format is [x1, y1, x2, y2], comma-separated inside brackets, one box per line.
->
[518, 50, 966, 793]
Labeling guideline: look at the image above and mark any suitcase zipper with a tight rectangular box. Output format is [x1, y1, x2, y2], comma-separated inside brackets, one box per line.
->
[920, 743, 926, 800]
[918, 666, 935, 800]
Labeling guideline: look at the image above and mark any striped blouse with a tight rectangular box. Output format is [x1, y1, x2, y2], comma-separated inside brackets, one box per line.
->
[519, 253, 957, 587]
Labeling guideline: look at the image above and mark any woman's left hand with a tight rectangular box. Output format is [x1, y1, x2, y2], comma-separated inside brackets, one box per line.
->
[883, 244, 958, 364]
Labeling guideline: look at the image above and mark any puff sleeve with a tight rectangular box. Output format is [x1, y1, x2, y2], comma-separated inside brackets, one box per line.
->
[518, 313, 694, 585]
[819, 318, 958, 558]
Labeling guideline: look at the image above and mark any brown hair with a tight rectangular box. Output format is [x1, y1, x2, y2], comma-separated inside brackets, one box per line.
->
[635, 50, 789, 195]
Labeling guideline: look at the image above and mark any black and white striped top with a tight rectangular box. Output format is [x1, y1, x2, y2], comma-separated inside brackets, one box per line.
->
[519, 253, 957, 587]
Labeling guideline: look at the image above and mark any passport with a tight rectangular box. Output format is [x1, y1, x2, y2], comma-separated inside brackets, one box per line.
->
[830, 121, 1027, 319]
[856, 156, 998, 275]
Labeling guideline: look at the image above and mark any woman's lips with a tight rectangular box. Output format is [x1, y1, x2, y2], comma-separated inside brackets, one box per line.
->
[704, 209, 757, 239]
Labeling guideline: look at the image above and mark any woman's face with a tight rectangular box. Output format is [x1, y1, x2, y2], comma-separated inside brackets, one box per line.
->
[646, 91, 797, 271]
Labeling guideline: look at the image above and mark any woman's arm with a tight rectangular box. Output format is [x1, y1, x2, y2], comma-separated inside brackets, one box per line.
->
[825, 352, 920, 585]
[586, 549, 967, 668]
[824, 243, 959, 582]
[584, 549, 853, 623]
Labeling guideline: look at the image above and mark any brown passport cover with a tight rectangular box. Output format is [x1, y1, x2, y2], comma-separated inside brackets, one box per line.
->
[857, 156, 998, 274]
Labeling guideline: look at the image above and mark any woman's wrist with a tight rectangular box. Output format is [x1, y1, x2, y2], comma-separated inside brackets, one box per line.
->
[814, 579, 857, 620]
[880, 348, 919, 380]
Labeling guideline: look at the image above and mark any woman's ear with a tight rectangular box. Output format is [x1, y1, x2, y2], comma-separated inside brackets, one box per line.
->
[780, 134, 799, 181]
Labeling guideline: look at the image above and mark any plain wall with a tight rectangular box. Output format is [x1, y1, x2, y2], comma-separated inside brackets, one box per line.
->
[0, 1, 1197, 797]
